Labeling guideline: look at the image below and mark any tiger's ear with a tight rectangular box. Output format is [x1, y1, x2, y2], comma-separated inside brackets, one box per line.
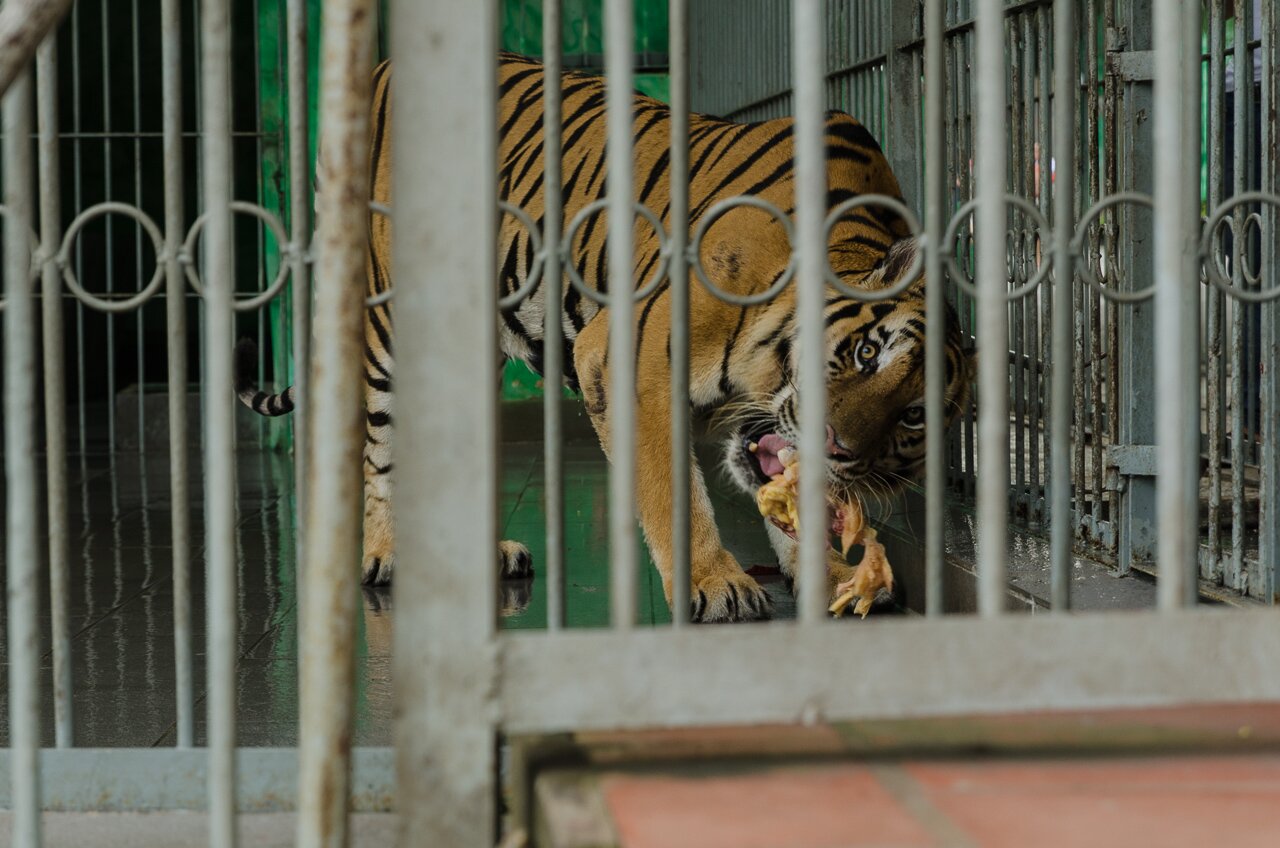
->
[870, 236, 922, 289]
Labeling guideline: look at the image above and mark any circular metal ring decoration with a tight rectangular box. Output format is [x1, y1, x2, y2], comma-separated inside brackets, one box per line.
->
[689, 194, 795, 306]
[944, 194, 1051, 300]
[824, 194, 923, 301]
[1201, 191, 1280, 303]
[562, 198, 671, 306]
[182, 201, 292, 311]
[497, 200, 547, 311]
[1071, 192, 1156, 303]
[366, 201, 396, 306]
[58, 201, 168, 314]
[0, 204, 42, 306]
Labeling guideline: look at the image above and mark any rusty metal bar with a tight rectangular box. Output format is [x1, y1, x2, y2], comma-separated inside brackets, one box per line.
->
[294, 2, 376, 845]
[0, 0, 73, 96]
[390, 1, 500, 844]
[5, 65, 42, 848]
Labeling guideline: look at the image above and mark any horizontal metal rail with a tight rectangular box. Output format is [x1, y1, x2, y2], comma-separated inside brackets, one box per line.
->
[497, 610, 1280, 734]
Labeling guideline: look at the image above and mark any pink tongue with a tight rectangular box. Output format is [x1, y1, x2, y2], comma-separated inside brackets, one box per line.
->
[755, 434, 791, 478]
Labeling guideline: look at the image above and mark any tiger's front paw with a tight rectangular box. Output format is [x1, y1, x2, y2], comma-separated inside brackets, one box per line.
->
[362, 550, 394, 586]
[499, 540, 534, 579]
[690, 568, 773, 623]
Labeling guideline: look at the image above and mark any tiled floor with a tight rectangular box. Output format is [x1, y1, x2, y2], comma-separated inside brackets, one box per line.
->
[534, 709, 1280, 848]
[595, 754, 1280, 848]
[0, 427, 791, 747]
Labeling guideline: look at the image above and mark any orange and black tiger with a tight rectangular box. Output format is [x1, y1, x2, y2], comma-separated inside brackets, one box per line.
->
[235, 52, 973, 622]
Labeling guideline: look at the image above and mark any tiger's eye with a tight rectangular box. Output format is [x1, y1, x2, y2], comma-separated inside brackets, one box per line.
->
[857, 340, 879, 362]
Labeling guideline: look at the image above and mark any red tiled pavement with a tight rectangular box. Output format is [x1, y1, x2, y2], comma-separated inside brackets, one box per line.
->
[908, 755, 1280, 848]
[601, 766, 936, 848]
[596, 755, 1280, 847]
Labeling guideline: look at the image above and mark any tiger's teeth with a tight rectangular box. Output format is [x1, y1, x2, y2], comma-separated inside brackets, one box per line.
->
[747, 441, 759, 453]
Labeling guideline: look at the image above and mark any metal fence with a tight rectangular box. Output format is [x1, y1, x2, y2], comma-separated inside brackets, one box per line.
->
[694, 0, 1280, 603]
[1, 1, 1279, 847]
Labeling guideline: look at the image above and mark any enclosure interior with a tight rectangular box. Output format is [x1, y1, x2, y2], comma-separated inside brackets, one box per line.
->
[0, 0, 1276, 753]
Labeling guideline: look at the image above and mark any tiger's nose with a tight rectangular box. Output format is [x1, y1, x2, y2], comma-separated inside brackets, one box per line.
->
[825, 424, 855, 460]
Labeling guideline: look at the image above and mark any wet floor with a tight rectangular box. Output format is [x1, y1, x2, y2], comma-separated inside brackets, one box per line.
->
[0, 423, 788, 748]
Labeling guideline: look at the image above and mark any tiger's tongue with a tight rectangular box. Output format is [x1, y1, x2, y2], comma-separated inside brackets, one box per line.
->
[755, 434, 791, 478]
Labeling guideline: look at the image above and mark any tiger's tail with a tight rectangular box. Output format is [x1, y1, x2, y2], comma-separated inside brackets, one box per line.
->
[234, 338, 297, 417]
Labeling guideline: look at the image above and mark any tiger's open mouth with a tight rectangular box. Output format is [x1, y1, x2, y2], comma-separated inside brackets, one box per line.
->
[742, 432, 857, 549]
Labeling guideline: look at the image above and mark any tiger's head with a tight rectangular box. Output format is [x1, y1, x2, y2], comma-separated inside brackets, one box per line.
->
[724, 236, 974, 515]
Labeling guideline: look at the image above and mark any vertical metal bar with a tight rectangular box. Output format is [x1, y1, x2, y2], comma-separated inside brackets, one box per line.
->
[669, 0, 692, 625]
[1228, 0, 1249, 592]
[1154, 0, 1196, 609]
[5, 67, 42, 848]
[161, 0, 194, 751]
[1180, 0, 1202, 602]
[38, 33, 73, 747]
[924, 0, 945, 616]
[606, 0, 638, 629]
[1116, 0, 1157, 577]
[961, 26, 977, 498]
[201, 0, 239, 840]
[542, 0, 566, 630]
[296, 3, 374, 844]
[102, 0, 117, 450]
[133, 0, 147, 453]
[1205, 0, 1225, 580]
[1050, 0, 1075, 610]
[287, 0, 312, 637]
[1009, 20, 1026, 520]
[391, 2, 499, 844]
[1259, 0, 1279, 603]
[71, 1, 86, 454]
[794, 0, 827, 623]
[1034, 6, 1051, 523]
[1087, 4, 1104, 536]
[976, 0, 1008, 616]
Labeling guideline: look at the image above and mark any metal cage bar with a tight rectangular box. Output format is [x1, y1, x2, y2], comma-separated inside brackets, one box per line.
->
[295, 1, 375, 844]
[1154, 0, 1198, 609]
[1049, 0, 1075, 609]
[606, 0, 639, 629]
[390, 1, 500, 844]
[198, 0, 239, 842]
[924, 0, 946, 615]
[976, 0, 1009, 616]
[36, 33, 73, 748]
[5, 64, 42, 848]
[793, 0, 829, 624]
[160, 0, 195, 751]
[669, 0, 692, 624]
[542, 0, 567, 631]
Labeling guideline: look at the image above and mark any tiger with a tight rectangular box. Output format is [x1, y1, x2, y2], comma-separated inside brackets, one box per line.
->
[234, 52, 975, 623]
